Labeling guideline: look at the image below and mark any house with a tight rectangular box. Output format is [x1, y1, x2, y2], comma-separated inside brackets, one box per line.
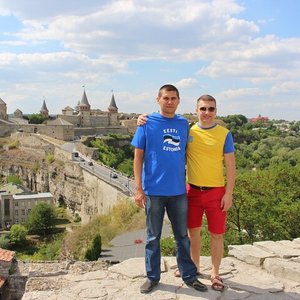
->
[249, 114, 269, 123]
[0, 248, 15, 298]
[0, 183, 53, 229]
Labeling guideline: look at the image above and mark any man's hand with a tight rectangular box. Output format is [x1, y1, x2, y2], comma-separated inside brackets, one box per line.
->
[137, 114, 148, 126]
[135, 188, 146, 209]
[220, 192, 233, 212]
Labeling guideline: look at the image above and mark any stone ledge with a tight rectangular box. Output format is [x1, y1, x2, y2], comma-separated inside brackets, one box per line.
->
[254, 241, 300, 258]
[228, 244, 276, 266]
[264, 258, 300, 283]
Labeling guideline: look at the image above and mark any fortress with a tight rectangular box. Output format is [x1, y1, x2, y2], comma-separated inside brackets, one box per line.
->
[0, 90, 129, 140]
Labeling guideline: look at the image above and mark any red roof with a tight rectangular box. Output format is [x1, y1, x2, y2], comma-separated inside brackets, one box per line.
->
[0, 276, 6, 288]
[0, 248, 15, 262]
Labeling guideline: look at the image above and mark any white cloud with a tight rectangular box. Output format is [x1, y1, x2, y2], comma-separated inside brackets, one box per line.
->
[0, 0, 299, 120]
[175, 78, 198, 89]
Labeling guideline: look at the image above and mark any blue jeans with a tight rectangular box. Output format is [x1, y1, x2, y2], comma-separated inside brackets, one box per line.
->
[145, 194, 197, 282]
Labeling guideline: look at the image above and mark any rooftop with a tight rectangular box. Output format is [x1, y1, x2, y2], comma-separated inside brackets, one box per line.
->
[0, 248, 15, 262]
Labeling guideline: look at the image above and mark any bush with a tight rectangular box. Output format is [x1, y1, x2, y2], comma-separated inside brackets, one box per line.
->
[160, 236, 176, 256]
[10, 224, 28, 245]
[85, 234, 102, 261]
[0, 234, 10, 249]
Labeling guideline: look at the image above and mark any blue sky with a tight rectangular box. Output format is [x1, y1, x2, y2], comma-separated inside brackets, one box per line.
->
[0, 0, 299, 121]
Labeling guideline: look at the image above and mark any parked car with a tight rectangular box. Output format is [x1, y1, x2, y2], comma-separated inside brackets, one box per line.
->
[89, 162, 94, 166]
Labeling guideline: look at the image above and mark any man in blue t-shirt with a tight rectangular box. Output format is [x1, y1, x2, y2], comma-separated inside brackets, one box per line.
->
[131, 84, 207, 294]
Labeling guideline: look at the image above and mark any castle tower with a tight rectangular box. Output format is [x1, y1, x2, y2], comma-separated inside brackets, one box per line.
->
[78, 89, 91, 126]
[40, 99, 49, 117]
[0, 98, 8, 120]
[78, 89, 91, 112]
[108, 93, 118, 113]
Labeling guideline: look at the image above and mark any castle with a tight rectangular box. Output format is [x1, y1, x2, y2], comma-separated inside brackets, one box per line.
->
[0, 90, 128, 140]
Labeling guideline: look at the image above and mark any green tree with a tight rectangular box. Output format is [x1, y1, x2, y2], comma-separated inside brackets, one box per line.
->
[10, 224, 28, 245]
[227, 163, 300, 245]
[26, 202, 56, 236]
[24, 113, 48, 124]
[85, 234, 102, 261]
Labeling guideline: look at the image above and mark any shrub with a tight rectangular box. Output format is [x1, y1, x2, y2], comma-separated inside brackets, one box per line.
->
[160, 236, 176, 256]
[10, 224, 28, 245]
[0, 234, 10, 249]
[85, 234, 102, 261]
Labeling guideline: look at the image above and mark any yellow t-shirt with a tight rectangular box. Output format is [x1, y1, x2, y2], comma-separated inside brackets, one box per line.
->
[187, 123, 230, 187]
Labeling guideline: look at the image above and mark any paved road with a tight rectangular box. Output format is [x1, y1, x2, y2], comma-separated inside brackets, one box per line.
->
[101, 223, 173, 262]
[61, 141, 134, 195]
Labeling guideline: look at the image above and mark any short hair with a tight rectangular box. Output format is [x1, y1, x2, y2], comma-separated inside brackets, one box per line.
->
[158, 84, 180, 98]
[197, 94, 216, 105]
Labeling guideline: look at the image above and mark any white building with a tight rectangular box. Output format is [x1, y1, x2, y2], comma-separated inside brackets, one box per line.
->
[0, 183, 53, 229]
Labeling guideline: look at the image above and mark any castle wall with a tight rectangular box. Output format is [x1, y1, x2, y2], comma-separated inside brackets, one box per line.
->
[56, 115, 80, 126]
[108, 113, 119, 126]
[74, 126, 128, 136]
[12, 132, 55, 156]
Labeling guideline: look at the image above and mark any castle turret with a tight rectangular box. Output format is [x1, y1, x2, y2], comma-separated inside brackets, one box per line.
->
[78, 89, 91, 112]
[108, 93, 118, 113]
[40, 99, 49, 116]
[78, 89, 91, 126]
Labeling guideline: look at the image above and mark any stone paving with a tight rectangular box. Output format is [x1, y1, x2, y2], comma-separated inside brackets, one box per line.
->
[20, 238, 300, 299]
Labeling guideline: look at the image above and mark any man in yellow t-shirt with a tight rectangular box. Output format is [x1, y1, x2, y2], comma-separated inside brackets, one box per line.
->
[186, 94, 236, 291]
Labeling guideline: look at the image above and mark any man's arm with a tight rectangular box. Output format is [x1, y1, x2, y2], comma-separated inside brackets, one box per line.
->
[221, 152, 236, 212]
[134, 148, 146, 208]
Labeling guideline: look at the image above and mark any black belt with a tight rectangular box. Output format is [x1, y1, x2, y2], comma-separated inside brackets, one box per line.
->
[189, 184, 214, 191]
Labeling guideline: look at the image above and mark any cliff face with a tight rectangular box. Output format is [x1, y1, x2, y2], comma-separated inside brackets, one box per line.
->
[0, 146, 126, 223]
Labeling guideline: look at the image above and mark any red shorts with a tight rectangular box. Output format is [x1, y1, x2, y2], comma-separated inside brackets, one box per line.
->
[187, 184, 226, 234]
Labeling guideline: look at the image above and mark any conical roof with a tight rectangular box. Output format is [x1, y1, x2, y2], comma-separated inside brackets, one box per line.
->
[108, 93, 118, 110]
[80, 90, 90, 107]
[40, 99, 48, 112]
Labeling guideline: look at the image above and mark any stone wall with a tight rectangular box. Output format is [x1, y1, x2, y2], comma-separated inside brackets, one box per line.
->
[0, 135, 130, 223]
[74, 126, 128, 137]
[0, 261, 11, 278]
[12, 132, 55, 156]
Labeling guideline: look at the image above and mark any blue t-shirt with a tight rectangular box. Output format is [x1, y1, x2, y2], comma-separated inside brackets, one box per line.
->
[131, 113, 189, 196]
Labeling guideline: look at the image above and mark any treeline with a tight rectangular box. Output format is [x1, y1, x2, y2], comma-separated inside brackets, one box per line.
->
[219, 115, 300, 246]
[220, 115, 300, 170]
[90, 115, 300, 247]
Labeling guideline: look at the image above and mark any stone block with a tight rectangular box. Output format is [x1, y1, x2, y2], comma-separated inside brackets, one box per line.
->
[108, 257, 165, 278]
[228, 244, 276, 266]
[254, 241, 300, 259]
[264, 258, 300, 283]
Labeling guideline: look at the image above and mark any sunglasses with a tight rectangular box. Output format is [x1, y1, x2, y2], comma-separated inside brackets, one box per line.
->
[199, 106, 216, 112]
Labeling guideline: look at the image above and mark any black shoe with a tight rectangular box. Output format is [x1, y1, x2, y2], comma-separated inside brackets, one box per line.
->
[185, 279, 208, 292]
[140, 279, 159, 293]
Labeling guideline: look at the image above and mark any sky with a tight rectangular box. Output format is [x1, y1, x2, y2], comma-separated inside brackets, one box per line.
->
[0, 0, 299, 121]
